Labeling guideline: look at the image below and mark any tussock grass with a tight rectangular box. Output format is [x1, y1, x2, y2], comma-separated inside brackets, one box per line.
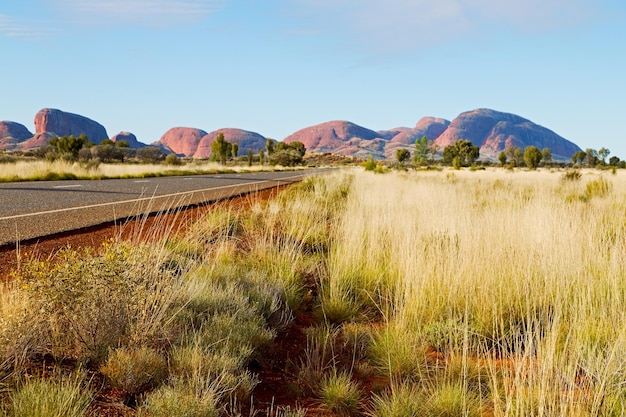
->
[0, 171, 351, 412]
[5, 166, 625, 415]
[5, 374, 91, 417]
[318, 371, 361, 415]
[323, 168, 626, 416]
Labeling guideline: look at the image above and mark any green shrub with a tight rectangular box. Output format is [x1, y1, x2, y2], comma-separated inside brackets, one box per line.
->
[100, 347, 167, 395]
[562, 170, 582, 181]
[139, 384, 219, 417]
[6, 376, 91, 417]
[16, 243, 181, 364]
[318, 371, 361, 415]
[164, 153, 183, 166]
[367, 325, 427, 378]
[424, 383, 482, 417]
[369, 384, 424, 417]
[363, 155, 377, 171]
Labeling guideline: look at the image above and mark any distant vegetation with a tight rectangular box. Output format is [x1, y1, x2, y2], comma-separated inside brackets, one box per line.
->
[381, 136, 625, 171]
[0, 133, 309, 182]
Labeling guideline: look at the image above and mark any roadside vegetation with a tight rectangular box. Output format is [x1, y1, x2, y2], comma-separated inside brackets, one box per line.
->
[0, 171, 351, 415]
[2, 164, 626, 415]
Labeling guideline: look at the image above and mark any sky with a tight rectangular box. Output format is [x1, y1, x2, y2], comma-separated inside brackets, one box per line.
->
[1, 0, 625, 157]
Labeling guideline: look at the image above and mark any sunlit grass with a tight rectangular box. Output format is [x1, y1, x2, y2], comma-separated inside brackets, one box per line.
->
[4, 165, 626, 415]
[323, 167, 626, 416]
[0, 170, 350, 412]
[0, 159, 304, 182]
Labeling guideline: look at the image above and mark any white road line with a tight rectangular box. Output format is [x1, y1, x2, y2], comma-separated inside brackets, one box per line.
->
[0, 175, 303, 221]
[134, 180, 151, 183]
[53, 184, 82, 189]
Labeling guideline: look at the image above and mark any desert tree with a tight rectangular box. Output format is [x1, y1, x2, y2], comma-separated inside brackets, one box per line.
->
[396, 149, 411, 165]
[505, 145, 523, 166]
[270, 149, 304, 166]
[571, 150, 586, 166]
[265, 138, 276, 155]
[524, 146, 543, 170]
[541, 148, 552, 164]
[232, 143, 239, 159]
[49, 134, 91, 160]
[442, 139, 480, 167]
[598, 147, 610, 165]
[414, 136, 429, 165]
[211, 132, 232, 164]
[584, 148, 598, 167]
[276, 141, 306, 157]
[137, 146, 165, 163]
[498, 151, 507, 166]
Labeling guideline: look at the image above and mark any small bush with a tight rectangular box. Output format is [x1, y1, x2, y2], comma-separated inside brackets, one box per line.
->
[164, 153, 183, 166]
[585, 177, 612, 199]
[6, 376, 91, 417]
[369, 384, 424, 417]
[318, 372, 361, 415]
[367, 325, 427, 378]
[318, 292, 363, 325]
[562, 170, 582, 181]
[424, 383, 482, 417]
[363, 155, 377, 171]
[100, 347, 168, 395]
[295, 325, 338, 395]
[139, 384, 219, 417]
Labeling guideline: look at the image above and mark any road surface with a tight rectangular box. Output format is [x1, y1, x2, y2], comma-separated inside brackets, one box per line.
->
[0, 169, 329, 246]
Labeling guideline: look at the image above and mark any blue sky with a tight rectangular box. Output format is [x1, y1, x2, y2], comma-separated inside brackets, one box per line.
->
[1, 0, 625, 158]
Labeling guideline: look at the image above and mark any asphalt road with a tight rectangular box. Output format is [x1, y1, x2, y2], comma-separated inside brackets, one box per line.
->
[0, 169, 330, 246]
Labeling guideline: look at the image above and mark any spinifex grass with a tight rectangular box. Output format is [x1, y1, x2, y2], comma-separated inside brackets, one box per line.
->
[322, 168, 626, 416]
[0, 171, 350, 413]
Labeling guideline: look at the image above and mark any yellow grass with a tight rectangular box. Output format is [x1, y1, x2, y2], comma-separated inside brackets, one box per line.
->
[0, 159, 303, 181]
[323, 168, 626, 416]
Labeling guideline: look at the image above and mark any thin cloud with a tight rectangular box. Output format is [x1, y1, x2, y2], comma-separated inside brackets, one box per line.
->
[54, 0, 226, 27]
[288, 0, 604, 52]
[0, 13, 54, 40]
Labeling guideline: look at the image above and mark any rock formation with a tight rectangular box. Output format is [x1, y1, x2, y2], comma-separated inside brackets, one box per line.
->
[0, 122, 33, 150]
[0, 107, 583, 161]
[194, 128, 266, 158]
[155, 127, 209, 157]
[34, 108, 109, 144]
[111, 132, 145, 148]
[283, 120, 389, 158]
[434, 109, 581, 160]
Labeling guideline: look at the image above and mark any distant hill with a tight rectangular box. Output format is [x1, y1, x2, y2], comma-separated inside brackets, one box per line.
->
[434, 109, 581, 161]
[284, 109, 581, 161]
[0, 121, 33, 151]
[0, 107, 582, 161]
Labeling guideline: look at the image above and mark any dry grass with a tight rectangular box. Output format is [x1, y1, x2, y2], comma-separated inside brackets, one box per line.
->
[0, 171, 351, 413]
[3, 165, 626, 415]
[0, 159, 303, 182]
[323, 167, 626, 416]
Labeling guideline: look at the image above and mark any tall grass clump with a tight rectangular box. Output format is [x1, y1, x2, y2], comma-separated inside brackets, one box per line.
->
[318, 371, 361, 415]
[5, 375, 91, 417]
[10, 241, 184, 364]
[320, 168, 626, 415]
